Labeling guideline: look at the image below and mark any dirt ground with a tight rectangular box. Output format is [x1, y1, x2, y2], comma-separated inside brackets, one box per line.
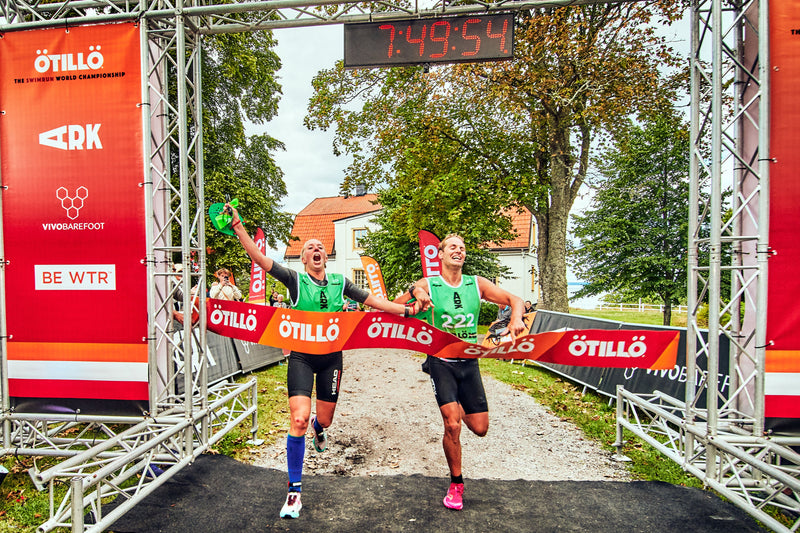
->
[250, 348, 631, 482]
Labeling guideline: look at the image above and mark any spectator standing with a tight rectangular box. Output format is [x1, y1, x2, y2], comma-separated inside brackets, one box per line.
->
[209, 268, 242, 301]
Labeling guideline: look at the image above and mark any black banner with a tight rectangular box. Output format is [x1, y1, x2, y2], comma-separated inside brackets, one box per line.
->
[231, 338, 285, 373]
[529, 311, 729, 408]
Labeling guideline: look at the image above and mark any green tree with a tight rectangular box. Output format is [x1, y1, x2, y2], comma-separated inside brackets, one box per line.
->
[570, 111, 691, 326]
[306, 3, 686, 311]
[178, 31, 294, 287]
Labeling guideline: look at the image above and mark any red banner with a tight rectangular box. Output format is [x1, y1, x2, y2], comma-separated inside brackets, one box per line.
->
[0, 23, 147, 401]
[207, 300, 678, 369]
[360, 255, 387, 299]
[418, 230, 441, 277]
[765, 2, 800, 418]
[249, 228, 267, 304]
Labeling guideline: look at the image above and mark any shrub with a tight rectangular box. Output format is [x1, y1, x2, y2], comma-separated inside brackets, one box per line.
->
[479, 301, 499, 325]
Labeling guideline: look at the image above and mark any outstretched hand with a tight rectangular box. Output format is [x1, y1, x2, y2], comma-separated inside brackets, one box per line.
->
[224, 203, 243, 228]
[507, 317, 526, 339]
[407, 298, 431, 315]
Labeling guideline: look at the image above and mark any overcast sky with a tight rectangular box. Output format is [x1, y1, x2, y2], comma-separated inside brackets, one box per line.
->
[250, 25, 346, 216]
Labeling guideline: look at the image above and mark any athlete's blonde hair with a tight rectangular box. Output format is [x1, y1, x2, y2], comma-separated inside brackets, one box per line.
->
[438, 234, 465, 252]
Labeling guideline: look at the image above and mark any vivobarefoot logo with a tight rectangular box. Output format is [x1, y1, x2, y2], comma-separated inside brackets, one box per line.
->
[56, 186, 88, 220]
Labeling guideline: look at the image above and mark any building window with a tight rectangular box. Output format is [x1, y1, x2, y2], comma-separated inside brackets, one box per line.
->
[352, 269, 368, 291]
[353, 228, 368, 250]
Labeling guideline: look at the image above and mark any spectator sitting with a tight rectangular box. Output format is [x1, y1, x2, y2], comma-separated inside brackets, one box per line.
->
[274, 294, 287, 308]
[209, 268, 242, 301]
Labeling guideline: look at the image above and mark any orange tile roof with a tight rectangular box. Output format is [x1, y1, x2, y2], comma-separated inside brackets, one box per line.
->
[491, 207, 533, 250]
[284, 195, 381, 259]
[284, 196, 532, 259]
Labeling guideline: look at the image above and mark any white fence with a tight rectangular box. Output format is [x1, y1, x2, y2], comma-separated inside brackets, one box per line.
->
[597, 302, 688, 314]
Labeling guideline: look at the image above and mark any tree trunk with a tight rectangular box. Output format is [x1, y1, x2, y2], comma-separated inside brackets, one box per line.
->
[535, 207, 570, 313]
[661, 296, 672, 326]
[529, 115, 588, 314]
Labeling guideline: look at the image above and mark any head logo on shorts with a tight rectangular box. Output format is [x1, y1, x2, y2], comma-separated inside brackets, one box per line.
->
[56, 186, 88, 220]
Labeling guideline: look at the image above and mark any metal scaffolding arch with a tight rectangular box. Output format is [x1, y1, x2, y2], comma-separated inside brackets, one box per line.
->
[1, 0, 797, 532]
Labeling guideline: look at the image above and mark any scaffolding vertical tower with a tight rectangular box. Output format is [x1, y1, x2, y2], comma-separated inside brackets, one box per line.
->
[0, 4, 263, 532]
[616, 1, 800, 531]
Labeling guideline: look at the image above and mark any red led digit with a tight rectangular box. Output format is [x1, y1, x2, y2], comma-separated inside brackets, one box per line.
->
[486, 18, 508, 51]
[406, 23, 427, 56]
[461, 18, 481, 57]
[428, 20, 451, 59]
[379, 24, 397, 58]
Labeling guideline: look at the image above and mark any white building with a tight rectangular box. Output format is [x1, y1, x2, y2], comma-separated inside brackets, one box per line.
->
[283, 192, 539, 305]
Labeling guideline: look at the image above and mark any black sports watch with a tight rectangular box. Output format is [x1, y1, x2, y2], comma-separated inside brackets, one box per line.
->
[408, 284, 417, 298]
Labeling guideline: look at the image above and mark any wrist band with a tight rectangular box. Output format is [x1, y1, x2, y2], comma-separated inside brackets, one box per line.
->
[408, 284, 416, 298]
[232, 220, 241, 228]
[404, 304, 411, 318]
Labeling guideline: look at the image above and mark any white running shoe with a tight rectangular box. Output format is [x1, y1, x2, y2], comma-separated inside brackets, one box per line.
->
[280, 491, 302, 519]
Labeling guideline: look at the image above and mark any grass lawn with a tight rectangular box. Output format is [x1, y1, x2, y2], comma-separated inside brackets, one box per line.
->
[570, 307, 687, 327]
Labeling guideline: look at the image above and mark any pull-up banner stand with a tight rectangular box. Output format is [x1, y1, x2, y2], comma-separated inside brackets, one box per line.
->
[0, 22, 148, 414]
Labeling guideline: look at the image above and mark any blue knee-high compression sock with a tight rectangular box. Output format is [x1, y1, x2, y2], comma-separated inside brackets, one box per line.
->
[286, 434, 305, 492]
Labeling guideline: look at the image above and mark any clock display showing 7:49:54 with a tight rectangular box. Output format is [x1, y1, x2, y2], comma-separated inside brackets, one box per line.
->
[344, 13, 515, 69]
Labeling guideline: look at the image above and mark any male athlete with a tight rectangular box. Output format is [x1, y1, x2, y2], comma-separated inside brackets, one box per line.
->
[400, 234, 525, 510]
[226, 204, 423, 519]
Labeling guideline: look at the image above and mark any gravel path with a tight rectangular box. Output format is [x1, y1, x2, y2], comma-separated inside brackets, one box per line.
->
[250, 348, 630, 482]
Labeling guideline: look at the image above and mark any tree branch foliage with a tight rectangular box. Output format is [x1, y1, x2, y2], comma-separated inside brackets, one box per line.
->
[180, 30, 295, 285]
[305, 2, 687, 310]
[570, 109, 695, 325]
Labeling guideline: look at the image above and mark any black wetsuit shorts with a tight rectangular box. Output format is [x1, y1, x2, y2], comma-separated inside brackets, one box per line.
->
[426, 356, 488, 414]
[287, 351, 343, 402]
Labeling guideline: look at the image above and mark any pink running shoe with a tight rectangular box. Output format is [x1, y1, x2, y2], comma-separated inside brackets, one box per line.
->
[443, 482, 464, 510]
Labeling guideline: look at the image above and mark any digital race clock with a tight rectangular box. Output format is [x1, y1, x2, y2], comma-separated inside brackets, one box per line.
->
[344, 13, 514, 68]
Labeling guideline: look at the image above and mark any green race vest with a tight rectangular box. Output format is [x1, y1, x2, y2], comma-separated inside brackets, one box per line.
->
[293, 272, 345, 312]
[427, 275, 481, 344]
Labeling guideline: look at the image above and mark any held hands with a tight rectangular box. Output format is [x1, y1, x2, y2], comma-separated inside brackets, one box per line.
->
[406, 299, 431, 315]
[507, 317, 526, 339]
[410, 286, 432, 313]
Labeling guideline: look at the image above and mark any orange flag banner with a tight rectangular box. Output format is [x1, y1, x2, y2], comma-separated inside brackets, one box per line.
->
[360, 255, 387, 299]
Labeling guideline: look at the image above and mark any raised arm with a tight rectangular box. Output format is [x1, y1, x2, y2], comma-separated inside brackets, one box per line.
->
[228, 204, 274, 274]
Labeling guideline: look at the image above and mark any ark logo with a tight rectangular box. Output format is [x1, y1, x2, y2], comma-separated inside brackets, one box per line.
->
[39, 124, 102, 151]
[56, 186, 88, 220]
[34, 46, 104, 73]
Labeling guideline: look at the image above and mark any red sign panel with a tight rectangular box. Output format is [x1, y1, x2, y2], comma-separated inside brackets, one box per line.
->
[249, 228, 267, 304]
[418, 230, 441, 278]
[0, 22, 148, 401]
[765, 2, 800, 418]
